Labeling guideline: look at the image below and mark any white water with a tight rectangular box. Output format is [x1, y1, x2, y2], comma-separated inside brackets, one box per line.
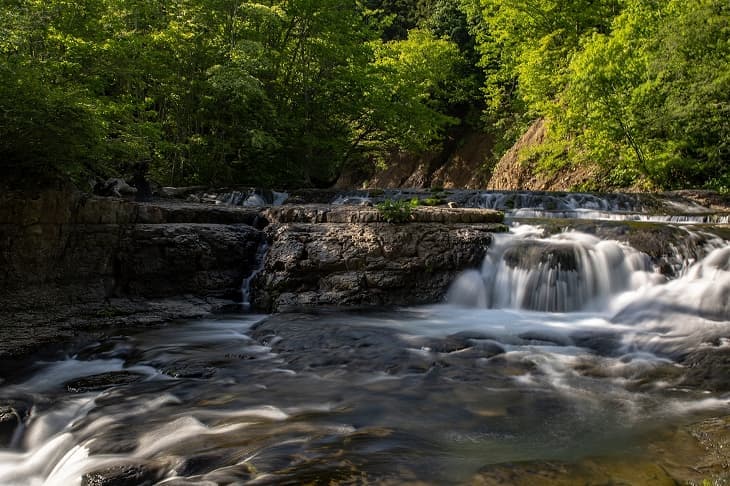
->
[1, 220, 729, 484]
[508, 208, 730, 224]
[445, 224, 730, 358]
[449, 225, 658, 312]
[330, 190, 730, 224]
[469, 191, 640, 212]
[467, 191, 730, 224]
[205, 189, 289, 207]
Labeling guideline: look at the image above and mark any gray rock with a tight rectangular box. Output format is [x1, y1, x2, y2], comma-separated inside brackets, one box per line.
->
[0, 400, 31, 447]
[65, 371, 146, 393]
[0, 190, 507, 361]
[253, 221, 503, 312]
[82, 464, 160, 486]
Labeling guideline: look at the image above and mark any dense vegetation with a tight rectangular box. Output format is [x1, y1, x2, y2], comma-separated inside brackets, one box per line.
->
[1, 0, 727, 190]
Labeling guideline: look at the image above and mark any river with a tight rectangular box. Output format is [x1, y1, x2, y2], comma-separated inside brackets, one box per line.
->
[1, 191, 729, 485]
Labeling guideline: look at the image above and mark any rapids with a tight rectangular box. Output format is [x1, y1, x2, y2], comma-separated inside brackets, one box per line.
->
[1, 193, 729, 484]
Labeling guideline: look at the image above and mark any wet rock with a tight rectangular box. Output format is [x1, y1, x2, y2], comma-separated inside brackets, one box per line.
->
[414, 334, 505, 357]
[250, 314, 423, 375]
[161, 361, 217, 379]
[569, 330, 622, 356]
[115, 223, 263, 299]
[74, 339, 137, 361]
[94, 178, 137, 198]
[420, 335, 473, 353]
[254, 222, 502, 312]
[264, 205, 504, 224]
[472, 458, 676, 485]
[537, 219, 726, 277]
[173, 452, 238, 477]
[517, 331, 572, 347]
[0, 190, 269, 363]
[82, 464, 160, 486]
[0, 190, 507, 359]
[679, 347, 730, 392]
[158, 186, 208, 199]
[502, 242, 578, 271]
[65, 371, 146, 393]
[250, 314, 512, 383]
[469, 340, 507, 357]
[0, 399, 31, 446]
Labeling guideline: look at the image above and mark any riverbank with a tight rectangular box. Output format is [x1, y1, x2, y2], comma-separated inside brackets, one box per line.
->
[0, 190, 506, 365]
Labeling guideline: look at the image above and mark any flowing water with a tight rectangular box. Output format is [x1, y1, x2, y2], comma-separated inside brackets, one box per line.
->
[1, 193, 730, 485]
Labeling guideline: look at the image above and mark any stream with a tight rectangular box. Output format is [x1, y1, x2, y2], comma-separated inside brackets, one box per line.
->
[1, 191, 729, 485]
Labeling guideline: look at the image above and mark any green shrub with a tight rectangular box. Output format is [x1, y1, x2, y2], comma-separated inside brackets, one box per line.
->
[376, 199, 418, 223]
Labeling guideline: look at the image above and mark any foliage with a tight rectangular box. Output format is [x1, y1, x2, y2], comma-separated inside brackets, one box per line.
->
[465, 0, 729, 190]
[2, 0, 727, 190]
[1, 0, 466, 188]
[375, 198, 418, 223]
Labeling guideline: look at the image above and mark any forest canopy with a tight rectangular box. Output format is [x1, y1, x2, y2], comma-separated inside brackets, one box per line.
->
[1, 0, 727, 190]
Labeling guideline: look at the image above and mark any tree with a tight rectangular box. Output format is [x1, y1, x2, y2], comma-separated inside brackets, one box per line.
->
[347, 30, 462, 166]
[560, 0, 729, 188]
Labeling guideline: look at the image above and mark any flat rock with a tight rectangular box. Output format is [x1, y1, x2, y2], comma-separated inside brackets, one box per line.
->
[265, 205, 504, 224]
[65, 371, 146, 393]
[254, 222, 504, 312]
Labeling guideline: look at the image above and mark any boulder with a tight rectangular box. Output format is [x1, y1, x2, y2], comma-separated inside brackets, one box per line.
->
[64, 371, 147, 393]
[254, 220, 504, 311]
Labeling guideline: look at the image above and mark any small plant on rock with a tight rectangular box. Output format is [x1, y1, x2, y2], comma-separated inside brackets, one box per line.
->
[376, 198, 417, 223]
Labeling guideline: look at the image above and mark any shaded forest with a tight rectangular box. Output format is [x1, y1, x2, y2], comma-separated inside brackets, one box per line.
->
[1, 0, 727, 190]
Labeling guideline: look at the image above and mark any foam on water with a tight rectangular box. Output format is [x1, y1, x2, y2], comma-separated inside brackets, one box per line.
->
[1, 203, 729, 484]
[449, 226, 658, 312]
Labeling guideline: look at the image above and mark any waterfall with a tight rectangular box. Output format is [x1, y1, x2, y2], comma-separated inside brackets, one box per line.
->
[466, 191, 642, 212]
[203, 188, 289, 207]
[241, 241, 269, 311]
[449, 225, 658, 312]
[449, 222, 729, 315]
[464, 190, 729, 224]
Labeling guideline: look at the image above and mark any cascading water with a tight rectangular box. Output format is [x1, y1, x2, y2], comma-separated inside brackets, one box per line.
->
[1, 191, 730, 485]
[466, 191, 643, 212]
[240, 241, 269, 312]
[328, 189, 730, 224]
[465, 190, 730, 224]
[203, 188, 289, 207]
[449, 225, 658, 312]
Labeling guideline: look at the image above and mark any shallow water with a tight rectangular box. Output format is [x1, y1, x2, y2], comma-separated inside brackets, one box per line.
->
[1, 223, 730, 484]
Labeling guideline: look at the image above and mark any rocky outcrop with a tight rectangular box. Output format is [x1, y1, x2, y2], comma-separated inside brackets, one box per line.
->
[483, 119, 583, 191]
[485, 119, 599, 191]
[430, 131, 495, 189]
[358, 130, 495, 190]
[359, 119, 602, 192]
[0, 191, 266, 313]
[114, 224, 262, 300]
[0, 190, 268, 364]
[253, 207, 506, 311]
[0, 191, 507, 361]
[264, 205, 503, 224]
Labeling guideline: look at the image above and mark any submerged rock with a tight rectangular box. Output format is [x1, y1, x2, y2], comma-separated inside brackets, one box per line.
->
[472, 458, 676, 485]
[0, 400, 31, 447]
[679, 347, 730, 392]
[64, 371, 146, 393]
[502, 241, 579, 271]
[82, 464, 160, 486]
